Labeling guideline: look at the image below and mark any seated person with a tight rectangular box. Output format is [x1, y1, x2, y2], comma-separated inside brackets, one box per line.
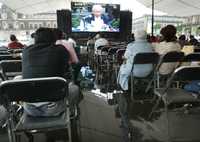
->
[154, 25, 181, 75]
[22, 28, 81, 117]
[54, 29, 79, 65]
[94, 33, 109, 55]
[117, 30, 153, 91]
[116, 31, 153, 142]
[8, 34, 24, 49]
[54, 29, 81, 83]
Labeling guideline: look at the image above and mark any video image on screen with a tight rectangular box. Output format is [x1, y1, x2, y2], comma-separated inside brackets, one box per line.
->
[71, 2, 120, 32]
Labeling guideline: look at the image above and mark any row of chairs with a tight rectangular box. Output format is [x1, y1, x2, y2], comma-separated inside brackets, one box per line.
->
[130, 51, 200, 100]
[127, 51, 200, 141]
[92, 45, 126, 90]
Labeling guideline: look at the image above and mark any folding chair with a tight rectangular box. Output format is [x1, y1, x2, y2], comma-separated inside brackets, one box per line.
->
[155, 51, 184, 88]
[130, 52, 160, 101]
[0, 77, 73, 142]
[0, 55, 21, 61]
[182, 53, 200, 62]
[0, 60, 22, 81]
[152, 66, 200, 142]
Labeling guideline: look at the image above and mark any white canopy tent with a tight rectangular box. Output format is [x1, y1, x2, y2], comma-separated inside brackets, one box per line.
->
[136, 0, 200, 17]
[0, 0, 70, 14]
[0, 0, 164, 18]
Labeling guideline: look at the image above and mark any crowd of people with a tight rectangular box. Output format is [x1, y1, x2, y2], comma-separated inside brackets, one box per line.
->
[1, 23, 200, 142]
[114, 24, 200, 142]
[0, 28, 83, 142]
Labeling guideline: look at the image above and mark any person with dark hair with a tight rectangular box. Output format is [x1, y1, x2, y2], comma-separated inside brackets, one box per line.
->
[54, 28, 81, 84]
[178, 34, 188, 47]
[54, 29, 79, 65]
[22, 27, 81, 118]
[8, 34, 24, 49]
[189, 35, 199, 46]
[154, 25, 181, 75]
[27, 32, 35, 46]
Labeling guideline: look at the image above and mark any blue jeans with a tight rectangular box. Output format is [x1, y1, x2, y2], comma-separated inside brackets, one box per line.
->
[24, 82, 80, 117]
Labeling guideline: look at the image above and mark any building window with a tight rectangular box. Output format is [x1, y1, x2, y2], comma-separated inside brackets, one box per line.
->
[30, 24, 33, 29]
[53, 24, 57, 28]
[39, 24, 42, 27]
[47, 24, 51, 28]
[34, 24, 38, 29]
[20, 24, 24, 29]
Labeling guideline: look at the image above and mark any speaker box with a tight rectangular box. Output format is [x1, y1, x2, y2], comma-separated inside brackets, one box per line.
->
[57, 9, 71, 34]
[120, 11, 132, 41]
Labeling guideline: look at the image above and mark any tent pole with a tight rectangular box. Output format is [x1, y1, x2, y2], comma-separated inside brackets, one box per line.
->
[151, 0, 154, 36]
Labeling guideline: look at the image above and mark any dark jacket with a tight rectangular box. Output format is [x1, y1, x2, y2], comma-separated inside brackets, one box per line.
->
[84, 14, 109, 25]
[22, 43, 69, 79]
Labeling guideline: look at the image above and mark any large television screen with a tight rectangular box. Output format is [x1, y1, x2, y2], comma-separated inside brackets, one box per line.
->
[71, 2, 120, 32]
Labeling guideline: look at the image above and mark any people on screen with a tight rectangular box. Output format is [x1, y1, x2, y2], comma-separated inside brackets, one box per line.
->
[78, 5, 112, 32]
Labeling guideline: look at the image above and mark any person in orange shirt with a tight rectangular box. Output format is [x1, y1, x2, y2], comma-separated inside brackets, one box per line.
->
[8, 34, 24, 49]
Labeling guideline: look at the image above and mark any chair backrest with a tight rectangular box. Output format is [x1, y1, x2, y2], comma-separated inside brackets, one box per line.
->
[182, 53, 200, 62]
[100, 46, 110, 53]
[0, 55, 21, 61]
[194, 48, 200, 53]
[160, 51, 184, 63]
[133, 52, 160, 64]
[108, 47, 120, 55]
[0, 60, 22, 80]
[156, 51, 184, 71]
[169, 66, 200, 82]
[166, 66, 200, 91]
[0, 77, 68, 104]
[97, 45, 105, 50]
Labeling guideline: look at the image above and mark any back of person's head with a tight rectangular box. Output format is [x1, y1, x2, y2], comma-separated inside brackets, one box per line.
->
[10, 34, 17, 41]
[160, 25, 177, 42]
[31, 32, 35, 39]
[53, 28, 63, 40]
[135, 30, 147, 40]
[179, 34, 186, 41]
[190, 35, 194, 39]
[35, 27, 56, 44]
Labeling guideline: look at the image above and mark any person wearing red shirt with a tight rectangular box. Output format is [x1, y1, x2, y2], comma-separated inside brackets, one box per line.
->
[8, 34, 24, 49]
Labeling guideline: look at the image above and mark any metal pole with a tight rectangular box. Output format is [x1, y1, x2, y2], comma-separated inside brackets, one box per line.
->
[152, 0, 154, 36]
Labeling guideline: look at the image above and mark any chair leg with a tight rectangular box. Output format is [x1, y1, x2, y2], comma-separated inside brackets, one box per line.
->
[24, 132, 34, 142]
[7, 120, 16, 142]
[67, 108, 72, 142]
[71, 118, 81, 142]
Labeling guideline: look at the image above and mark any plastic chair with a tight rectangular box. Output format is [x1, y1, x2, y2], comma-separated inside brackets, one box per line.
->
[0, 77, 73, 142]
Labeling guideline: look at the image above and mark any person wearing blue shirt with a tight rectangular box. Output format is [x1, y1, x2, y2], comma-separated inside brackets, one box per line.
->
[117, 30, 153, 142]
[118, 30, 153, 91]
